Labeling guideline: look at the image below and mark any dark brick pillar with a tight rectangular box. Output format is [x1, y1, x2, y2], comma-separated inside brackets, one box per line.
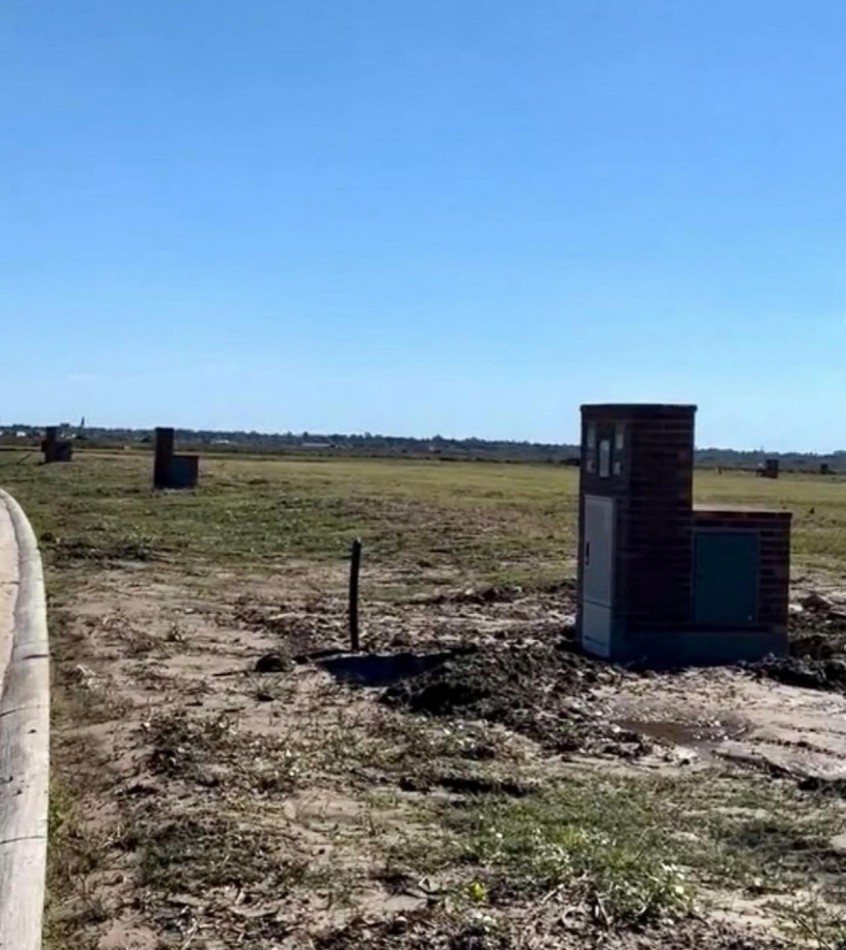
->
[620, 408, 696, 632]
[153, 427, 175, 490]
[578, 404, 696, 644]
[41, 426, 72, 463]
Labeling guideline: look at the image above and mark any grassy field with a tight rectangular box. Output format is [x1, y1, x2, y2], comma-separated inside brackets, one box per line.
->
[3, 448, 846, 580]
[3, 448, 846, 948]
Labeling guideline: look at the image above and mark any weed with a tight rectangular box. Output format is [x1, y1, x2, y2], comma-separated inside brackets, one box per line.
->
[450, 781, 692, 927]
[437, 770, 846, 929]
[774, 895, 846, 949]
[136, 813, 306, 894]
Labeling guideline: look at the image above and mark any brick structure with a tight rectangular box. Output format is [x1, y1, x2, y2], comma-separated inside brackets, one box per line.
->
[577, 404, 790, 666]
[153, 427, 199, 490]
[153, 427, 175, 489]
[41, 426, 72, 464]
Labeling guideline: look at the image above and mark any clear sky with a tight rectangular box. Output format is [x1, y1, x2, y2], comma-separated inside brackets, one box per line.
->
[3, 1, 845, 450]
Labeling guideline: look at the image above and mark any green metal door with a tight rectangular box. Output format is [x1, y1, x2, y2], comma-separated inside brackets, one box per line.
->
[693, 531, 759, 628]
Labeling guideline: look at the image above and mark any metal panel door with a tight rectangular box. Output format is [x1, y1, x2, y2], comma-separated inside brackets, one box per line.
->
[582, 495, 615, 657]
[693, 531, 759, 627]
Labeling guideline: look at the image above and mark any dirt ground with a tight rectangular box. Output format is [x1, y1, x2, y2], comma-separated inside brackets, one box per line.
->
[6, 453, 845, 949]
[43, 556, 846, 949]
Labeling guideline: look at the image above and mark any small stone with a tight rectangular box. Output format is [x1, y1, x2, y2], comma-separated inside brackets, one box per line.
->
[801, 592, 835, 612]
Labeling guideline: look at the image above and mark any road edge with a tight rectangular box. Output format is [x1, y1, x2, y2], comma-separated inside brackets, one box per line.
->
[0, 490, 49, 950]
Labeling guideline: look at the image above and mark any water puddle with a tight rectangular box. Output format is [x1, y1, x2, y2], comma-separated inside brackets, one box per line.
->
[617, 716, 748, 751]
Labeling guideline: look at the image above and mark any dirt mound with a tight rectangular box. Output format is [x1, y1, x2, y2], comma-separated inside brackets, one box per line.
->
[789, 600, 846, 658]
[750, 606, 846, 693]
[383, 637, 642, 755]
[751, 654, 846, 692]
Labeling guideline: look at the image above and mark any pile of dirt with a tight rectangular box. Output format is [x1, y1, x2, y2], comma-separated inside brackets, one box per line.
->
[382, 636, 644, 755]
[751, 654, 846, 692]
[750, 595, 846, 693]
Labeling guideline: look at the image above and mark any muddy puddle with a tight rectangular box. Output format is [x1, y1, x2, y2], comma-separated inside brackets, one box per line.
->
[608, 671, 846, 781]
[616, 716, 748, 752]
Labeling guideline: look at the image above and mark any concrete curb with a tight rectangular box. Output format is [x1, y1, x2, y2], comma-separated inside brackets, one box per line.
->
[0, 490, 49, 950]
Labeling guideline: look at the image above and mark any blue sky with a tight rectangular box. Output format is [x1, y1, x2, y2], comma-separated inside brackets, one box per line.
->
[3, 1, 845, 450]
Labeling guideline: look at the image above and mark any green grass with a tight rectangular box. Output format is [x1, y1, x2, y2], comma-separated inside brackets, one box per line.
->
[3, 449, 846, 593]
[402, 769, 846, 929]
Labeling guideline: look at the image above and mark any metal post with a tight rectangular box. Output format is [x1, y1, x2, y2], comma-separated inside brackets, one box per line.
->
[349, 538, 362, 652]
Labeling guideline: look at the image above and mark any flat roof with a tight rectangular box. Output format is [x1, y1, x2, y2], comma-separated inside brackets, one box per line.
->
[581, 403, 697, 417]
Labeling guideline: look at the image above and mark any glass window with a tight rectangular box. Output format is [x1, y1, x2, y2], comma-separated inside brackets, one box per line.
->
[585, 423, 597, 473]
[599, 439, 611, 477]
[613, 425, 624, 475]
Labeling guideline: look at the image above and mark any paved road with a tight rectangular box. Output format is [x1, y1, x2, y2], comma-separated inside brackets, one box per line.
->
[0, 503, 17, 691]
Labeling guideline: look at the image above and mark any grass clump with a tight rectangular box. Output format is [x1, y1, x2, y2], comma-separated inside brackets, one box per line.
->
[136, 814, 305, 894]
[440, 770, 846, 930]
[775, 896, 846, 949]
[449, 778, 692, 928]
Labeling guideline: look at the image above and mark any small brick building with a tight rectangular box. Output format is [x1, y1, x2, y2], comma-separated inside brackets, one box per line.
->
[577, 404, 790, 665]
[153, 428, 199, 490]
[41, 426, 72, 464]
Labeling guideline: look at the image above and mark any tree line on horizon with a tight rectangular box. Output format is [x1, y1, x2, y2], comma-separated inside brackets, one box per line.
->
[1, 424, 843, 471]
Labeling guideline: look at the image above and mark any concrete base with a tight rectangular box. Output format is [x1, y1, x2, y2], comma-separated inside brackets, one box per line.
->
[581, 626, 787, 668]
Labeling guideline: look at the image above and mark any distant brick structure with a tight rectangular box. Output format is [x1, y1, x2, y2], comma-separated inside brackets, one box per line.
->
[578, 404, 790, 666]
[153, 427, 199, 490]
[41, 426, 72, 464]
[758, 458, 780, 479]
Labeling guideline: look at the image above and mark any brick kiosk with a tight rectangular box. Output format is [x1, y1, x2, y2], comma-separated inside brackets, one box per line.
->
[577, 404, 790, 666]
[153, 427, 199, 490]
[41, 426, 73, 463]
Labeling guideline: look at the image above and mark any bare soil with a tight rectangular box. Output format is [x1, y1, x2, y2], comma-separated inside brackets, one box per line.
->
[45, 555, 846, 950]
